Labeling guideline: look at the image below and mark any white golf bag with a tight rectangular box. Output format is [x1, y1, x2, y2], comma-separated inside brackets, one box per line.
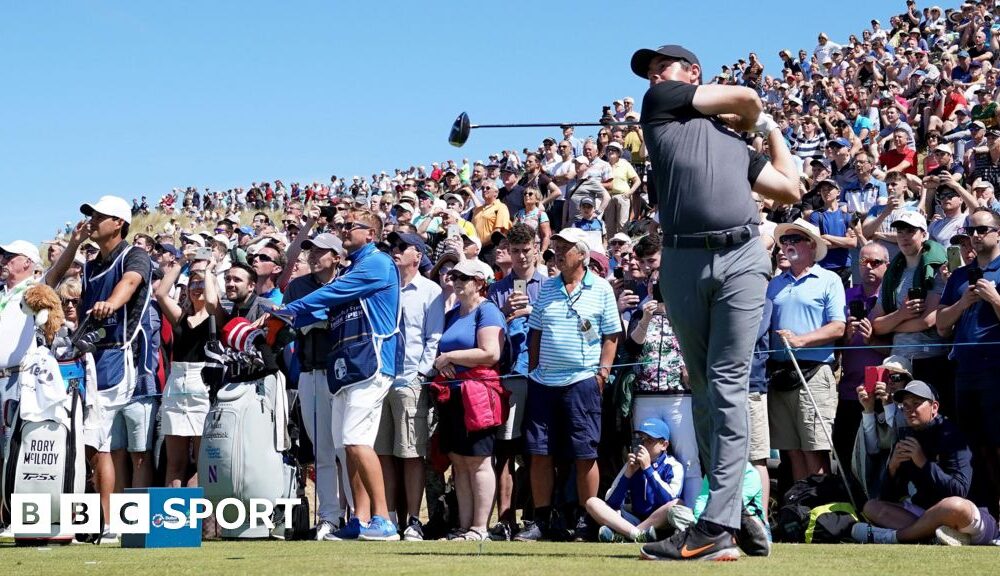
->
[2, 351, 87, 545]
[198, 371, 290, 538]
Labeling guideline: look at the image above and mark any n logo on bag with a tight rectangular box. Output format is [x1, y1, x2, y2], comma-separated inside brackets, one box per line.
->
[208, 465, 218, 483]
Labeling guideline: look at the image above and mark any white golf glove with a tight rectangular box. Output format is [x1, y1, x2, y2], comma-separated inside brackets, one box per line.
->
[751, 112, 779, 135]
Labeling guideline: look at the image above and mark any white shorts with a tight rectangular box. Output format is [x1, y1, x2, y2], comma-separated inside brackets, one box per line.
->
[160, 361, 210, 437]
[332, 373, 392, 448]
[84, 387, 128, 453]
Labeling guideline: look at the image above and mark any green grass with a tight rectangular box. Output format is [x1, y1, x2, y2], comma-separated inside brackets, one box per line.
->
[1, 541, 997, 576]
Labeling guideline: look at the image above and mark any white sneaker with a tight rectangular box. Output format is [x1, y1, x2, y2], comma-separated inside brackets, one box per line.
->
[851, 522, 897, 544]
[99, 527, 119, 545]
[936, 526, 971, 546]
[0, 525, 13, 539]
[315, 520, 337, 541]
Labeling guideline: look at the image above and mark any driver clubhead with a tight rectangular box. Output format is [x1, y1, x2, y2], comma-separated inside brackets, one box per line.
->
[449, 112, 471, 147]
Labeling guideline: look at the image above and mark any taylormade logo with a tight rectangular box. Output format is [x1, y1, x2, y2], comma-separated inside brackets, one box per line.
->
[10, 494, 298, 535]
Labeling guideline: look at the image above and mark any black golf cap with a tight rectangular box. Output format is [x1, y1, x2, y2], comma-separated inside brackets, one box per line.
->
[630, 44, 701, 79]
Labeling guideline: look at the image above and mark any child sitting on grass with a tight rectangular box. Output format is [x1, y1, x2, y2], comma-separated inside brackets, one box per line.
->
[585, 417, 684, 542]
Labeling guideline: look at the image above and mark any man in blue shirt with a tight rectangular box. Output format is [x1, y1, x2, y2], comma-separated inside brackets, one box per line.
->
[486, 224, 547, 540]
[809, 180, 856, 288]
[937, 207, 1000, 512]
[272, 209, 402, 541]
[516, 227, 620, 542]
[767, 219, 846, 482]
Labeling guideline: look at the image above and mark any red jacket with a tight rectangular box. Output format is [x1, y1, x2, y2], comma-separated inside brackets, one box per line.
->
[430, 365, 509, 432]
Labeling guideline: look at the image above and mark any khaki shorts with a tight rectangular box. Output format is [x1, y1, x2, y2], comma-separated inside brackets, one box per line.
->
[373, 382, 429, 459]
[768, 364, 838, 451]
[747, 391, 770, 462]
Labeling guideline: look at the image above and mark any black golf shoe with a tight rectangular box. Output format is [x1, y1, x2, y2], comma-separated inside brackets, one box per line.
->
[640, 521, 740, 562]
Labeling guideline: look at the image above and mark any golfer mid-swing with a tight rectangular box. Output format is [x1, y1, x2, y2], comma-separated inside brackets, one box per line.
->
[629, 45, 800, 561]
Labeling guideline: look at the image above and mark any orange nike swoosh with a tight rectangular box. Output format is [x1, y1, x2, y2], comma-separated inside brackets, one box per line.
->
[680, 543, 714, 558]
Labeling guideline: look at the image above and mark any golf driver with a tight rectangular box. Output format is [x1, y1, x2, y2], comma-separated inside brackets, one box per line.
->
[448, 111, 638, 147]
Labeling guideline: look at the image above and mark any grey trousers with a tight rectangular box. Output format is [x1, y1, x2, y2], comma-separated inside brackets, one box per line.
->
[659, 237, 770, 529]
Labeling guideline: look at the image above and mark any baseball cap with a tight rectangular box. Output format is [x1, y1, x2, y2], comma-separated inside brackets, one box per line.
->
[610, 232, 632, 244]
[572, 155, 590, 165]
[394, 202, 415, 214]
[606, 141, 624, 153]
[829, 137, 852, 149]
[180, 233, 206, 247]
[237, 225, 254, 236]
[579, 196, 596, 207]
[893, 380, 938, 403]
[387, 231, 427, 255]
[80, 195, 132, 224]
[933, 143, 954, 154]
[973, 178, 995, 190]
[958, 50, 971, 58]
[811, 158, 832, 170]
[542, 137, 556, 146]
[588, 251, 609, 276]
[443, 193, 465, 205]
[881, 355, 913, 377]
[155, 243, 182, 259]
[301, 233, 346, 256]
[551, 227, 590, 246]
[450, 258, 492, 280]
[891, 211, 928, 231]
[0, 240, 41, 264]
[630, 44, 701, 79]
[490, 230, 507, 247]
[972, 120, 987, 130]
[635, 417, 671, 441]
[461, 231, 482, 250]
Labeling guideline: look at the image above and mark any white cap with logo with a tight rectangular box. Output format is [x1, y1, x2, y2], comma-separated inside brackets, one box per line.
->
[0, 240, 42, 264]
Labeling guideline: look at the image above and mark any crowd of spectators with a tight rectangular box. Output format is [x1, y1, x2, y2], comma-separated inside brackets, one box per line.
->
[4, 0, 1000, 552]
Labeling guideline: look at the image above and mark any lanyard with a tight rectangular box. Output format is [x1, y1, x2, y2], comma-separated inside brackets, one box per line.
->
[0, 280, 31, 316]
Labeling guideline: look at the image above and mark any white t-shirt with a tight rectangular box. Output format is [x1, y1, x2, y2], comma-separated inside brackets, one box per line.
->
[0, 278, 37, 370]
[548, 160, 575, 196]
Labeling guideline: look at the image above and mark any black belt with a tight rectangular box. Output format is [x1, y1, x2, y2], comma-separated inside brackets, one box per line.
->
[664, 225, 758, 250]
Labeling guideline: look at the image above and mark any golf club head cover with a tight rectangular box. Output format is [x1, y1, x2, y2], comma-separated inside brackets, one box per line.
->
[222, 317, 264, 353]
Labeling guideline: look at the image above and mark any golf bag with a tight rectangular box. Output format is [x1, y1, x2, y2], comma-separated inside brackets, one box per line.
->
[1, 351, 87, 545]
[198, 317, 291, 538]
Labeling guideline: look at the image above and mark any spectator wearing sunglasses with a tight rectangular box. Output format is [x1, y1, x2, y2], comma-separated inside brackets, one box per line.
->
[250, 242, 286, 306]
[273, 209, 403, 542]
[938, 207, 1000, 510]
[766, 219, 846, 482]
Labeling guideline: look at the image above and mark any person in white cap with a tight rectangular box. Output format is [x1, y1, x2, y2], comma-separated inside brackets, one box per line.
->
[0, 239, 43, 478]
[45, 194, 155, 543]
[516, 227, 621, 542]
[869, 211, 953, 415]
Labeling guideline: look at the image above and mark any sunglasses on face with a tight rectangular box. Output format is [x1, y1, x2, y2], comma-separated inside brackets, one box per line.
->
[251, 253, 275, 264]
[860, 257, 887, 267]
[62, 298, 80, 307]
[448, 272, 475, 282]
[778, 234, 808, 245]
[343, 222, 371, 232]
[936, 191, 959, 200]
[962, 225, 1000, 236]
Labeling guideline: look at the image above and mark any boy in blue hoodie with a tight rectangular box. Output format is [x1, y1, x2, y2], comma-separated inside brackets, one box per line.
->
[585, 417, 684, 542]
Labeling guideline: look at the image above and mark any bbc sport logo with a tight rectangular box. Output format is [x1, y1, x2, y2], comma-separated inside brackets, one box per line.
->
[10, 493, 299, 535]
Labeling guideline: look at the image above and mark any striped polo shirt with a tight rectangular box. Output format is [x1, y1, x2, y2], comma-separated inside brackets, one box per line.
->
[527, 269, 621, 386]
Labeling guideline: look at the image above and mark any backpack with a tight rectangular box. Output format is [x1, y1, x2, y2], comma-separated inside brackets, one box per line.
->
[772, 474, 858, 543]
[806, 502, 858, 543]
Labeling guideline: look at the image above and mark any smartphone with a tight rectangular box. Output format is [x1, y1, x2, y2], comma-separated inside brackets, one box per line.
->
[968, 267, 983, 285]
[652, 281, 663, 304]
[947, 245, 963, 272]
[849, 300, 867, 320]
[447, 224, 460, 239]
[613, 267, 625, 280]
[907, 286, 926, 301]
[194, 247, 214, 261]
[513, 279, 527, 294]
[864, 365, 886, 395]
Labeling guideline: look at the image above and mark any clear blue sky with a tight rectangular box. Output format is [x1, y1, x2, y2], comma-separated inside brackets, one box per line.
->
[1, 0, 898, 243]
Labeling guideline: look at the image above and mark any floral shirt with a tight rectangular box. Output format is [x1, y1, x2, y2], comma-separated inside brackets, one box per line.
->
[626, 306, 689, 395]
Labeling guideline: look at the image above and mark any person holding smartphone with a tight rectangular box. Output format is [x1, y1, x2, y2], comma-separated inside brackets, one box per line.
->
[870, 212, 954, 416]
[937, 207, 1000, 513]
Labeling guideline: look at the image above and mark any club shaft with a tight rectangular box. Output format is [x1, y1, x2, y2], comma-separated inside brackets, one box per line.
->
[471, 121, 637, 129]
